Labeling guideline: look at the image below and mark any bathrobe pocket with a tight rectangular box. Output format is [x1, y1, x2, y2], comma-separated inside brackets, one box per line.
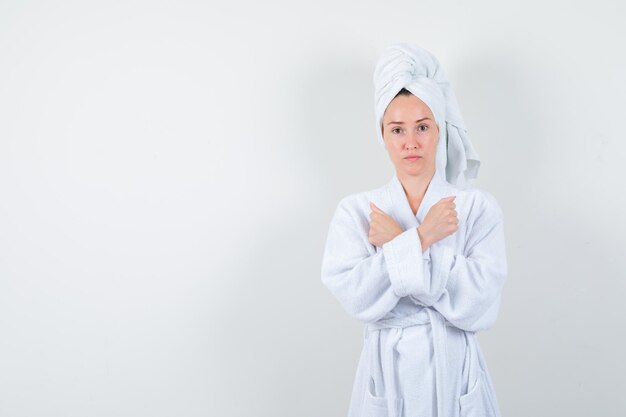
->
[459, 368, 497, 417]
[363, 376, 403, 417]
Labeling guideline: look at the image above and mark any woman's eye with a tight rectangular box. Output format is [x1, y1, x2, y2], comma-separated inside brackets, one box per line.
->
[418, 124, 428, 132]
[392, 128, 401, 134]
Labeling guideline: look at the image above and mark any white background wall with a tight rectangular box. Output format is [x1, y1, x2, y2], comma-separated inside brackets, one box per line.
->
[1, 1, 624, 416]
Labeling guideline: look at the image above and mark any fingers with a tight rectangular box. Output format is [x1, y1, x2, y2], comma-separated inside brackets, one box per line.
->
[439, 196, 456, 210]
[369, 202, 390, 222]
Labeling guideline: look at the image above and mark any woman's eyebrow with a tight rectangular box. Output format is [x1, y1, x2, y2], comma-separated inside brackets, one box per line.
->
[387, 117, 431, 125]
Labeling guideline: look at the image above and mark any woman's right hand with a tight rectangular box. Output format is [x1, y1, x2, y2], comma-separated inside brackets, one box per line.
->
[417, 196, 458, 250]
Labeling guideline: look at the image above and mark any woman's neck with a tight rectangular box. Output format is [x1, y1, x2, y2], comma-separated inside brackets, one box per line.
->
[397, 170, 435, 200]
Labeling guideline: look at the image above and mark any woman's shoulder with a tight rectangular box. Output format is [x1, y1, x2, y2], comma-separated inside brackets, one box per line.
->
[454, 184, 504, 222]
[335, 181, 390, 212]
[331, 181, 391, 229]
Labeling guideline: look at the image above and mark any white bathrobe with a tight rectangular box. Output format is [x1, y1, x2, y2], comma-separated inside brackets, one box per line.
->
[321, 170, 507, 417]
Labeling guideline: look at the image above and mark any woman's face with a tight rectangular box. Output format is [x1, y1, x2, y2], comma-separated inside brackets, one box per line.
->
[382, 93, 440, 178]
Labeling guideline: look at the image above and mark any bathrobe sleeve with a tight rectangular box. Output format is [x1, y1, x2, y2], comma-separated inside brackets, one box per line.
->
[321, 197, 429, 323]
[409, 191, 508, 332]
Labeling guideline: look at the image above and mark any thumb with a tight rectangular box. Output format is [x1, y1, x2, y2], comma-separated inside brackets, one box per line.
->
[370, 201, 384, 213]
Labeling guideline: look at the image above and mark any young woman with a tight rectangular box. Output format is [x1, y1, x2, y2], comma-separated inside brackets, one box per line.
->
[321, 43, 508, 417]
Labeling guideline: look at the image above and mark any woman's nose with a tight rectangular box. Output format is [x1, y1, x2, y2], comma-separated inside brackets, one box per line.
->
[406, 132, 420, 148]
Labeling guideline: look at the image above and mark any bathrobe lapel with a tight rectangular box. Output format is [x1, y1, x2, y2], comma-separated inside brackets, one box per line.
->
[386, 171, 454, 232]
[382, 172, 459, 417]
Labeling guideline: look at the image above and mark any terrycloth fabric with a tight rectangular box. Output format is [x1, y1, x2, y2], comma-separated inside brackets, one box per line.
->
[321, 173, 507, 417]
[321, 43, 508, 417]
[373, 42, 481, 188]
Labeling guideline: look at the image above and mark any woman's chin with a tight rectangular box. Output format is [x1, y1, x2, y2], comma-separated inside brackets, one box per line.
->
[398, 165, 424, 176]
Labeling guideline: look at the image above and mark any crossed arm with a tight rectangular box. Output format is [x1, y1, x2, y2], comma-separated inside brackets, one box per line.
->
[320, 194, 507, 331]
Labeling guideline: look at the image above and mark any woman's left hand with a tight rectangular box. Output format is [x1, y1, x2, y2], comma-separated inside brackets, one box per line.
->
[368, 202, 404, 247]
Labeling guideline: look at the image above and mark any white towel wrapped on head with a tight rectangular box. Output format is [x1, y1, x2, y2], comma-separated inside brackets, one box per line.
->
[373, 42, 481, 187]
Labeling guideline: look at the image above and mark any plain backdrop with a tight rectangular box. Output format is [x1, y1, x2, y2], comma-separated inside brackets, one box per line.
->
[1, 1, 625, 416]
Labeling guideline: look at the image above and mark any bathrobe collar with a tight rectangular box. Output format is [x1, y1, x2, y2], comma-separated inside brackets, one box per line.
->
[387, 170, 453, 230]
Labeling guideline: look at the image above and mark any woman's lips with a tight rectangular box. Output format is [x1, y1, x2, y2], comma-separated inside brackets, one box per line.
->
[404, 156, 421, 161]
